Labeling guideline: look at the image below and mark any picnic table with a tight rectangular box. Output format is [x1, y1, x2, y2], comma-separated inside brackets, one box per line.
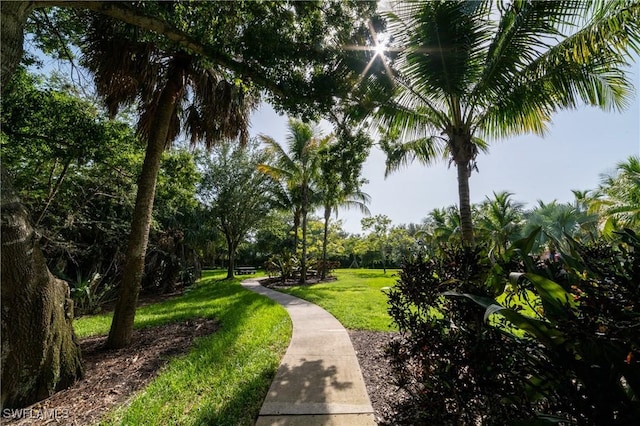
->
[234, 266, 257, 275]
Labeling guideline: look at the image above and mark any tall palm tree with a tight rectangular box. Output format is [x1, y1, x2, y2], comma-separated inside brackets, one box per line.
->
[316, 128, 372, 279]
[377, 0, 640, 245]
[589, 155, 640, 234]
[82, 17, 255, 348]
[259, 119, 330, 283]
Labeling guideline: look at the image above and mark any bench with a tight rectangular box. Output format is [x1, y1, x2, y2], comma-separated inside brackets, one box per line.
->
[234, 266, 257, 275]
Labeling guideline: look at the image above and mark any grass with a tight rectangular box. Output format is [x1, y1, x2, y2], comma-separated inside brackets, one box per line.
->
[74, 270, 291, 426]
[278, 268, 399, 331]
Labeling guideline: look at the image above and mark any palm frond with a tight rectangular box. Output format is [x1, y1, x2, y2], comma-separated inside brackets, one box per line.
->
[478, 0, 640, 140]
[380, 135, 445, 177]
[392, 1, 490, 98]
[470, 1, 587, 109]
[81, 14, 162, 116]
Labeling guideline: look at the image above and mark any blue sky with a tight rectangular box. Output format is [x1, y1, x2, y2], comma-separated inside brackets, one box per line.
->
[249, 60, 640, 235]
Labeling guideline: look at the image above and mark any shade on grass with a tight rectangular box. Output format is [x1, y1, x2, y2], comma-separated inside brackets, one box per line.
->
[278, 268, 398, 331]
[74, 270, 291, 426]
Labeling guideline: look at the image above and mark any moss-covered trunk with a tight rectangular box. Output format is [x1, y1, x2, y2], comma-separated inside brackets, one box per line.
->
[1, 167, 84, 408]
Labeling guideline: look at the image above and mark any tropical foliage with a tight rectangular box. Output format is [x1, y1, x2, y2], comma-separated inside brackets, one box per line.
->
[590, 155, 640, 234]
[387, 229, 640, 424]
[1, 69, 203, 310]
[3, 0, 639, 415]
[259, 120, 333, 282]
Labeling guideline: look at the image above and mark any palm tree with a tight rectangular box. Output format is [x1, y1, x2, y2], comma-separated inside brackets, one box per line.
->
[259, 119, 330, 283]
[589, 155, 640, 234]
[376, 0, 640, 245]
[522, 200, 596, 254]
[82, 17, 255, 348]
[316, 128, 372, 279]
[421, 205, 462, 246]
[318, 179, 371, 280]
[475, 191, 525, 255]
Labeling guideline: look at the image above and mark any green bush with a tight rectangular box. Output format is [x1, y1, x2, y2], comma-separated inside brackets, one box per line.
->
[264, 251, 299, 282]
[386, 245, 544, 424]
[386, 230, 640, 425]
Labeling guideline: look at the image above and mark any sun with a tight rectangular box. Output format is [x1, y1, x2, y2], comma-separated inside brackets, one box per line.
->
[373, 32, 390, 57]
[342, 20, 396, 87]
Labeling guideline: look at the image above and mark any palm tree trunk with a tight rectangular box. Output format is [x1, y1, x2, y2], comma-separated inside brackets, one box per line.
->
[106, 66, 183, 349]
[321, 205, 331, 280]
[1, 166, 84, 408]
[457, 162, 475, 246]
[300, 208, 308, 284]
[292, 209, 300, 252]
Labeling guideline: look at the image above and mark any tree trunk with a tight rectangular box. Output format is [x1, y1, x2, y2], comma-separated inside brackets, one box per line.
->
[300, 208, 308, 284]
[226, 234, 237, 279]
[1, 167, 84, 408]
[456, 161, 475, 246]
[320, 205, 331, 280]
[106, 65, 183, 349]
[292, 208, 300, 252]
[1, 2, 34, 91]
[382, 245, 387, 274]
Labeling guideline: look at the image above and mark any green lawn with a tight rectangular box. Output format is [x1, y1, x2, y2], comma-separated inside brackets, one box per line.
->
[278, 268, 399, 331]
[74, 270, 291, 426]
[73, 268, 397, 424]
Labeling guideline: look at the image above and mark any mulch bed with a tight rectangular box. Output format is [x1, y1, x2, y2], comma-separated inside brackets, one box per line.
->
[349, 330, 409, 425]
[3, 318, 219, 426]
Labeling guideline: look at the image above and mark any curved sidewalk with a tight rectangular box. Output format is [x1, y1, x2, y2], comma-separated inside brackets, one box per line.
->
[241, 278, 376, 426]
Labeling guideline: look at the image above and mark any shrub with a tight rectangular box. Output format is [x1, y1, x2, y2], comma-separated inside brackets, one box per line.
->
[70, 272, 116, 316]
[264, 251, 299, 282]
[386, 230, 640, 425]
[385, 245, 544, 424]
[309, 259, 341, 277]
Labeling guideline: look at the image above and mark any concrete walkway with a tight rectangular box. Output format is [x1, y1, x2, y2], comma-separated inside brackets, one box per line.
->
[241, 279, 376, 426]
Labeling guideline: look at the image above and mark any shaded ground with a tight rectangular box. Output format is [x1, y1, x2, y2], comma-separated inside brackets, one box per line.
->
[349, 330, 409, 425]
[2, 318, 219, 426]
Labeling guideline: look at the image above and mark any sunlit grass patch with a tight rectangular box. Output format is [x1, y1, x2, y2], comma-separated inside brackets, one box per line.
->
[278, 268, 398, 331]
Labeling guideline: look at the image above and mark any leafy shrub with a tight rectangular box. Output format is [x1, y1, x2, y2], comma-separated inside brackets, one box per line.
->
[386, 230, 640, 425]
[70, 272, 115, 316]
[493, 229, 640, 424]
[264, 251, 299, 282]
[310, 259, 341, 277]
[385, 245, 544, 424]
